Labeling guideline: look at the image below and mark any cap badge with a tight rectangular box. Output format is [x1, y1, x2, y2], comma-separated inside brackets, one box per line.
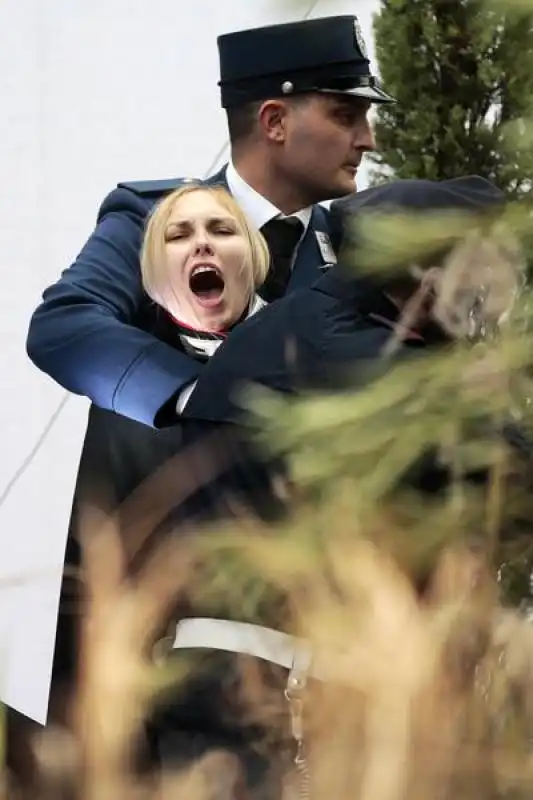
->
[353, 17, 368, 59]
[281, 81, 294, 94]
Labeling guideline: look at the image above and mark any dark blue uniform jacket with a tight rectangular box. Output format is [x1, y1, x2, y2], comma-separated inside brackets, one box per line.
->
[26, 170, 338, 428]
[39, 173, 342, 697]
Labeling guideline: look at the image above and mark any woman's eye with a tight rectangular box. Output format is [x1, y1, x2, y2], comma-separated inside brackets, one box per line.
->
[215, 227, 235, 236]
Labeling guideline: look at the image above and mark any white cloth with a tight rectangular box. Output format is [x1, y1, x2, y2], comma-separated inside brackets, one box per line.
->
[176, 380, 198, 414]
[171, 617, 314, 675]
[169, 617, 354, 685]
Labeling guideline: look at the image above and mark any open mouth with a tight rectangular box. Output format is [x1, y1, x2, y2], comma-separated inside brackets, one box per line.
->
[189, 265, 225, 306]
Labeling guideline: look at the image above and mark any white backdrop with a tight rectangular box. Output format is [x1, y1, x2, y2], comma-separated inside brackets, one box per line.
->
[0, 0, 379, 723]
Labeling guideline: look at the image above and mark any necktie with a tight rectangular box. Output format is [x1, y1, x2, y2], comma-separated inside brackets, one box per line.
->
[260, 216, 304, 302]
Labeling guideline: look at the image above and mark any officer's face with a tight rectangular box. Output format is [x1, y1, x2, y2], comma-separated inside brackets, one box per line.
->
[163, 191, 252, 332]
[264, 93, 375, 201]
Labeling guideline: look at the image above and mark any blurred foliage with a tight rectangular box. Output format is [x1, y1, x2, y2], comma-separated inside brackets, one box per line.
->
[226, 202, 533, 614]
[369, 0, 533, 197]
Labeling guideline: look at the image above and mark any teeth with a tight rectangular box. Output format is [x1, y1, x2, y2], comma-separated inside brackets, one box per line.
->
[192, 265, 218, 277]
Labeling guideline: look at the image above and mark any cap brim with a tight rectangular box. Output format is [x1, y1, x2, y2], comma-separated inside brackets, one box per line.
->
[319, 86, 395, 104]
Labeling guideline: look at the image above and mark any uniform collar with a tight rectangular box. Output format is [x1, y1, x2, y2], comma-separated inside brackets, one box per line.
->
[225, 161, 312, 232]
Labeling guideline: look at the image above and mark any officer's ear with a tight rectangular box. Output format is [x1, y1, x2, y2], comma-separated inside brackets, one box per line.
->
[257, 99, 290, 143]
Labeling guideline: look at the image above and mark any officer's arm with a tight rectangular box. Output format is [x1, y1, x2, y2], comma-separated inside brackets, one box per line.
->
[26, 186, 200, 428]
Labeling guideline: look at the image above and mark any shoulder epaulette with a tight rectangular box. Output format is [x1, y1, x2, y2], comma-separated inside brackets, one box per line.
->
[117, 177, 202, 198]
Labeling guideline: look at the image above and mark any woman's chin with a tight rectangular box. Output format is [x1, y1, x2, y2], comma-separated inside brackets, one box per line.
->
[192, 292, 224, 312]
[198, 297, 251, 332]
[187, 293, 224, 328]
[187, 292, 250, 332]
[197, 307, 231, 333]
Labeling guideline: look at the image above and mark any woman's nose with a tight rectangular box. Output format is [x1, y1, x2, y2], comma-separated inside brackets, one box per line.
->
[193, 232, 214, 255]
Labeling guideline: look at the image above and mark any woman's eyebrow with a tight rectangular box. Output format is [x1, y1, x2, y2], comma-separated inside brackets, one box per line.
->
[207, 215, 237, 226]
[165, 220, 187, 232]
[166, 215, 236, 230]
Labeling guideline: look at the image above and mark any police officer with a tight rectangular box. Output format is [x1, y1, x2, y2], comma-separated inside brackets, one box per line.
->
[26, 14, 392, 428]
[183, 176, 509, 424]
[19, 14, 394, 797]
[142, 176, 513, 797]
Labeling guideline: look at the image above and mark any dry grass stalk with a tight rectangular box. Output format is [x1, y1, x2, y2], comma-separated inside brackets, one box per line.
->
[7, 458, 533, 800]
[10, 210, 533, 799]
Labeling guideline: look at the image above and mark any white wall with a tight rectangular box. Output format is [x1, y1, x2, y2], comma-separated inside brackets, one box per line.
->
[0, 0, 379, 722]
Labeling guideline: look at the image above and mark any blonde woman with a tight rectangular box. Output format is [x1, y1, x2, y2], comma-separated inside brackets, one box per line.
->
[130, 186, 288, 790]
[141, 184, 270, 362]
[43, 185, 274, 793]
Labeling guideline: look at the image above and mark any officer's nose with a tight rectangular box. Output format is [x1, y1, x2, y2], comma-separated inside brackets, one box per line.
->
[355, 117, 376, 153]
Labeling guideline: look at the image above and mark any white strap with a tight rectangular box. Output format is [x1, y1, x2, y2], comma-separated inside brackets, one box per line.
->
[172, 617, 315, 675]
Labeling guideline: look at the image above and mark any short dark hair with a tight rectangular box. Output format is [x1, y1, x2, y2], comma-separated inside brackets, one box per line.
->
[226, 94, 311, 147]
[226, 101, 263, 146]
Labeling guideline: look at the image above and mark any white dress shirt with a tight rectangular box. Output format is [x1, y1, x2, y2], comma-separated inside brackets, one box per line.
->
[225, 161, 312, 233]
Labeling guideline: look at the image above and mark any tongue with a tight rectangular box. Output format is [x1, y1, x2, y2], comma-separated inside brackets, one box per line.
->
[196, 287, 222, 300]
[193, 285, 224, 308]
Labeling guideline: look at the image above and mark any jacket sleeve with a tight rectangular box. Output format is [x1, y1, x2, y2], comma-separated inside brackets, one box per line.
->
[26, 186, 201, 428]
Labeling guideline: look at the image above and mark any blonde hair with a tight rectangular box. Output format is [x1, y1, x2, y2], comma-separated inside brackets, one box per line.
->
[140, 184, 270, 311]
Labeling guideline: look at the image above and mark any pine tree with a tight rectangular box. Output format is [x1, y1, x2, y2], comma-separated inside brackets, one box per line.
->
[369, 0, 533, 196]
